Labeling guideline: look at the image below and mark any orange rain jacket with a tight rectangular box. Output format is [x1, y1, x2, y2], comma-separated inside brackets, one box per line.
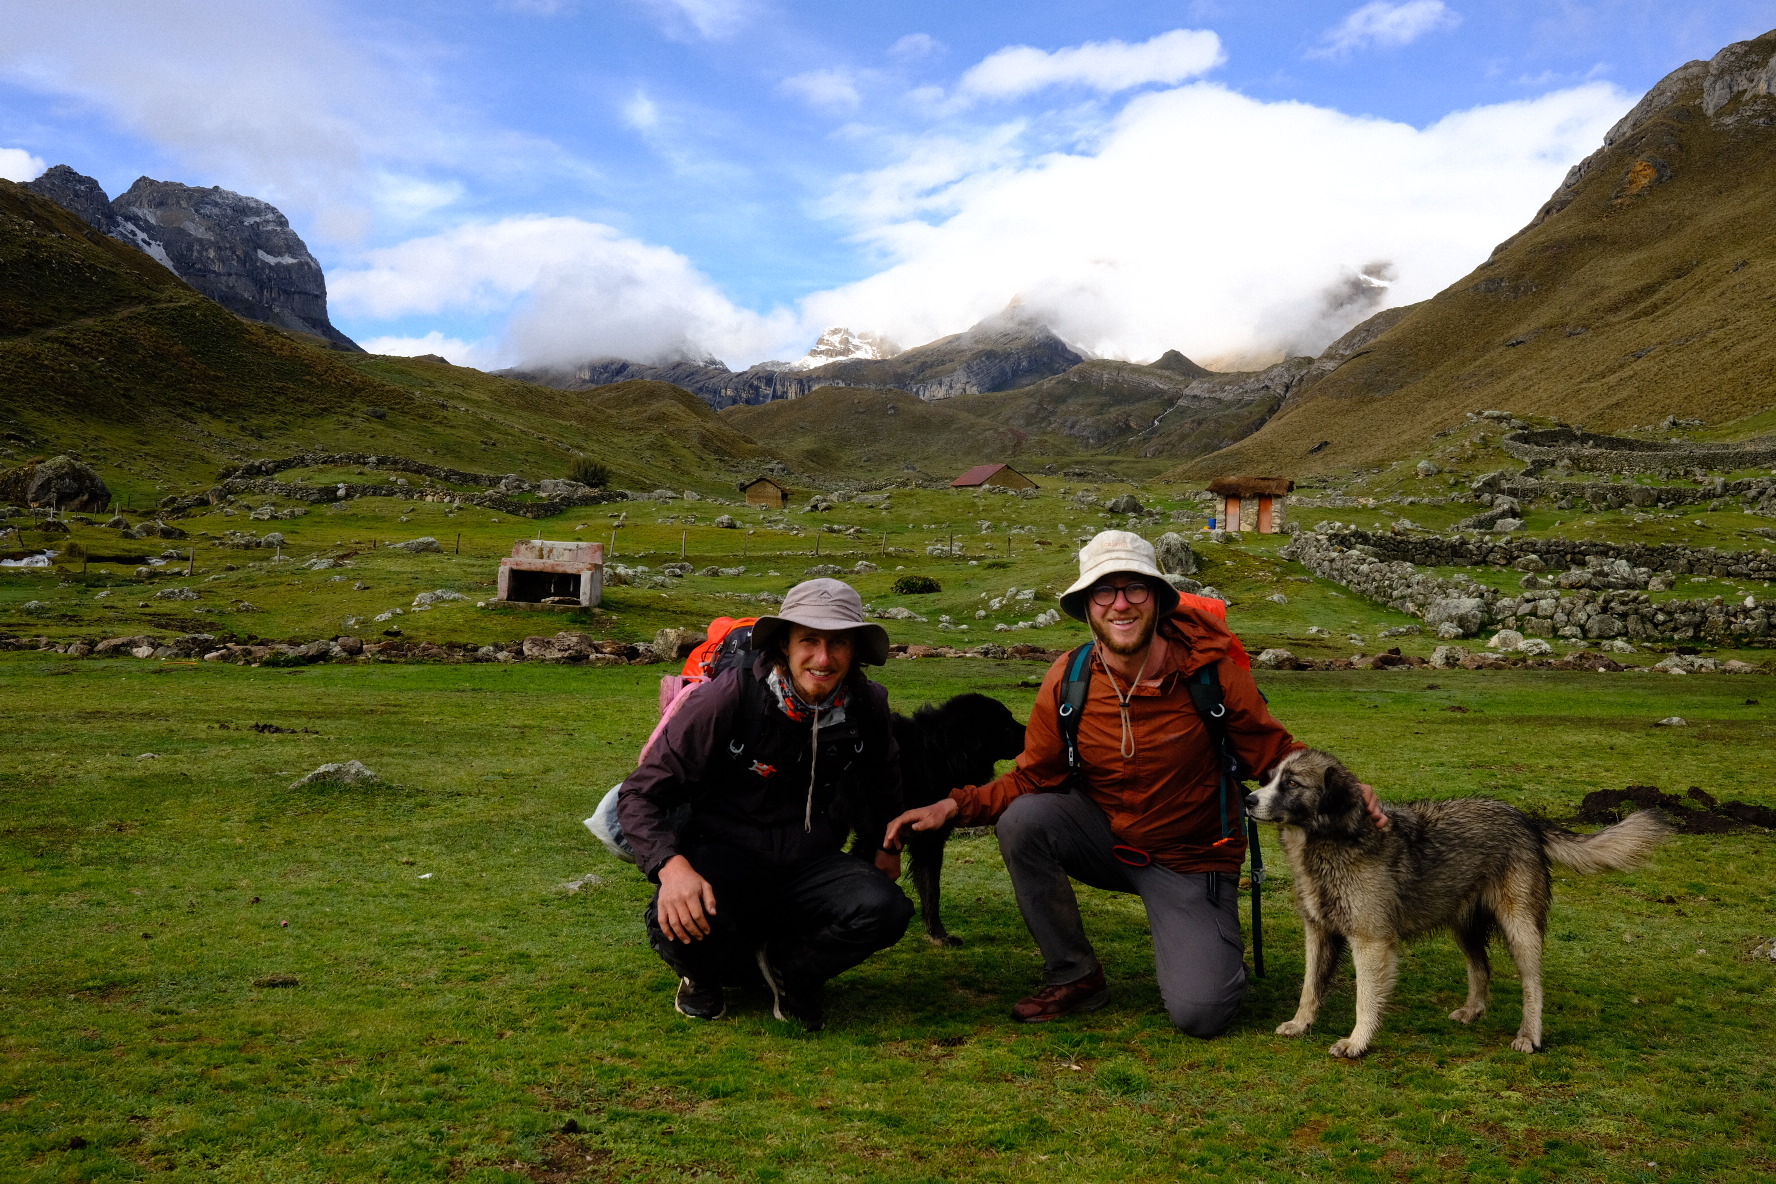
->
[950, 604, 1301, 875]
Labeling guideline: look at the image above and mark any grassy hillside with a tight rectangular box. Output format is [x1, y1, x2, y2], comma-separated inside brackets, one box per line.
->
[1190, 31, 1776, 479]
[721, 385, 1060, 477]
[0, 181, 777, 501]
[955, 359, 1274, 459]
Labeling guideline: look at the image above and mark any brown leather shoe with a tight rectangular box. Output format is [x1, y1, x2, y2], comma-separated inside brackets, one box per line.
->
[1011, 968, 1108, 1023]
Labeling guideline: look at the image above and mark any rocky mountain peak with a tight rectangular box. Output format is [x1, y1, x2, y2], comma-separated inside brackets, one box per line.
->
[22, 165, 359, 351]
[787, 327, 901, 370]
[23, 165, 113, 234]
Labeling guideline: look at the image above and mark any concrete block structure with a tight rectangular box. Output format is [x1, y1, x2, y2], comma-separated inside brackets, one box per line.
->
[497, 539, 603, 608]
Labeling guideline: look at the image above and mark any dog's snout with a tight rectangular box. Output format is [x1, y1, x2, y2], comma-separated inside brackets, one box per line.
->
[1243, 792, 1259, 813]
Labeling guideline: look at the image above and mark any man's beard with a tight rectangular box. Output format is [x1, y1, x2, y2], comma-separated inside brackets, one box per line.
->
[1090, 613, 1157, 657]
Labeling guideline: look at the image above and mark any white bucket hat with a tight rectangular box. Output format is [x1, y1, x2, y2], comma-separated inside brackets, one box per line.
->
[1059, 530, 1181, 621]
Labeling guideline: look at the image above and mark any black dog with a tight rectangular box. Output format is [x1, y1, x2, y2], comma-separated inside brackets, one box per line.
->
[884, 693, 1026, 946]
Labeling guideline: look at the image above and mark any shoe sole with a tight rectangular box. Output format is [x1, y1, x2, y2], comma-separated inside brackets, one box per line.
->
[1012, 986, 1109, 1023]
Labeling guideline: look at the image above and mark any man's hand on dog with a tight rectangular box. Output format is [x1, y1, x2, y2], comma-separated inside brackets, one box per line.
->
[884, 797, 960, 850]
[1358, 782, 1389, 829]
[657, 855, 718, 942]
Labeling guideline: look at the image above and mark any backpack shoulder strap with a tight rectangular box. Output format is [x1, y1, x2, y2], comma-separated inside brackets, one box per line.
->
[1185, 659, 1268, 976]
[724, 661, 772, 767]
[1057, 643, 1094, 785]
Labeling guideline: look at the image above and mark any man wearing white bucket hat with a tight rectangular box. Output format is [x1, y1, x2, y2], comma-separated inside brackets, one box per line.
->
[887, 531, 1383, 1034]
[619, 578, 913, 1031]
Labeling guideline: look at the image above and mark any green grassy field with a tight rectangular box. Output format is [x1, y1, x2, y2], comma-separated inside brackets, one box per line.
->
[3, 654, 1772, 1182]
[8, 468, 1773, 669]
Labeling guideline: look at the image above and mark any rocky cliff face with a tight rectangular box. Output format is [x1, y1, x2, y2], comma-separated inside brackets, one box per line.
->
[23, 165, 114, 234]
[22, 166, 359, 351]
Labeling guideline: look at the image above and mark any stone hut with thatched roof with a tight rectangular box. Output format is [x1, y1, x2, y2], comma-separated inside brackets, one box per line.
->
[1207, 476, 1293, 534]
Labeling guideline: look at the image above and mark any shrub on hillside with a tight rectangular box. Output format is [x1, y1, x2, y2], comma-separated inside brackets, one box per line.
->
[566, 458, 610, 488]
[892, 574, 941, 595]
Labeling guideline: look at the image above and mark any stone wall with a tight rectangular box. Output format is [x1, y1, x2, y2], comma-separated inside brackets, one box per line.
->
[1501, 427, 1776, 474]
[1311, 525, 1776, 580]
[1282, 527, 1773, 644]
[1489, 472, 1776, 513]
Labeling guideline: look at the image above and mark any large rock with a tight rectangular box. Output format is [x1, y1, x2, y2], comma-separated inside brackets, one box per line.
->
[1153, 532, 1199, 576]
[389, 536, 442, 553]
[0, 455, 111, 511]
[290, 760, 379, 788]
[1424, 597, 1487, 638]
[653, 627, 707, 660]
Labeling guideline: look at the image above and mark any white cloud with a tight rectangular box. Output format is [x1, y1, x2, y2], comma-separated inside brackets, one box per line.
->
[358, 331, 494, 368]
[330, 216, 794, 367]
[889, 33, 943, 62]
[635, 0, 751, 40]
[957, 28, 1224, 101]
[0, 147, 46, 181]
[800, 80, 1630, 368]
[780, 70, 862, 113]
[0, 0, 570, 242]
[1309, 1, 1461, 61]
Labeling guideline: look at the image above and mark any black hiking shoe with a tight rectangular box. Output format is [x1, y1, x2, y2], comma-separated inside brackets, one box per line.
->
[755, 948, 825, 1032]
[674, 977, 726, 1021]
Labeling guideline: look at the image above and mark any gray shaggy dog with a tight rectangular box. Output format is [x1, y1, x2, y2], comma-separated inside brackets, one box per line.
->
[1246, 748, 1671, 1058]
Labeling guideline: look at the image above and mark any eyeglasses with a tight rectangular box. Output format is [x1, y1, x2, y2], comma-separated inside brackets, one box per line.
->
[1088, 582, 1151, 606]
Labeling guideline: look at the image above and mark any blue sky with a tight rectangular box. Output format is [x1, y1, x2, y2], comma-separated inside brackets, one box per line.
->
[4, 1, 1774, 369]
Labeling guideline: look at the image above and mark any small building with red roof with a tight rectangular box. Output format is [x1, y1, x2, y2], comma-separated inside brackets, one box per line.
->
[950, 463, 1037, 490]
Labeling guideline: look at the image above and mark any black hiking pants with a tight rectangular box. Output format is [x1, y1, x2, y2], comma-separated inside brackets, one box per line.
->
[645, 844, 913, 988]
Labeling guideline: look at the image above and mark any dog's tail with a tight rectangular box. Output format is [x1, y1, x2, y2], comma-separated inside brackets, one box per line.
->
[1541, 808, 1673, 874]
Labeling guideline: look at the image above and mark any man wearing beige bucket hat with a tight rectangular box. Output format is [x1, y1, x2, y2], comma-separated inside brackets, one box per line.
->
[888, 531, 1383, 1034]
[619, 578, 912, 1031]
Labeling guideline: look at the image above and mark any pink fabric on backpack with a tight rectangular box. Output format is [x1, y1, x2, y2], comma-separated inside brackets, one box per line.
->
[640, 675, 707, 764]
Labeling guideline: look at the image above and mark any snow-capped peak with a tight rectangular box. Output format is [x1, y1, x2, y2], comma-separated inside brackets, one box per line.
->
[787, 327, 901, 370]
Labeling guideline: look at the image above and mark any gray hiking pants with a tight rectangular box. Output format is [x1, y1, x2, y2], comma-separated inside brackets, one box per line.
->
[997, 790, 1248, 1038]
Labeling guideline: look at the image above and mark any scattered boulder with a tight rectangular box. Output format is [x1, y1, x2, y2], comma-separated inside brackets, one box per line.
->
[653, 627, 706, 660]
[1153, 532, 1199, 576]
[153, 587, 200, 601]
[714, 514, 738, 528]
[660, 562, 693, 577]
[290, 760, 379, 789]
[804, 564, 844, 576]
[1103, 494, 1144, 514]
[0, 455, 111, 511]
[389, 536, 442, 553]
[1255, 647, 1297, 669]
[852, 561, 879, 574]
[1429, 644, 1467, 668]
[1414, 460, 1440, 479]
[411, 589, 467, 607]
[1487, 629, 1525, 651]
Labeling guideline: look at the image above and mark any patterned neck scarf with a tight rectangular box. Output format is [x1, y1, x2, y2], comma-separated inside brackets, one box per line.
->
[767, 665, 852, 833]
[766, 665, 850, 728]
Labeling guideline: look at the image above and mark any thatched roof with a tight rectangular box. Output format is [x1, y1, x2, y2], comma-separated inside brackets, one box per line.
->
[1207, 476, 1294, 498]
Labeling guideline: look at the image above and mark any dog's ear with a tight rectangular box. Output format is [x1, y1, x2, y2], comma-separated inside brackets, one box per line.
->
[1318, 758, 1370, 833]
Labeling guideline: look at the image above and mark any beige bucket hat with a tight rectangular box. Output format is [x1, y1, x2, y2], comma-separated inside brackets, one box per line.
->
[1059, 530, 1181, 621]
[750, 577, 892, 665]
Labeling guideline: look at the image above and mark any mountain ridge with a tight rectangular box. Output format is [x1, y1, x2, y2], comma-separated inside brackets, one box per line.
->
[23, 164, 360, 351]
